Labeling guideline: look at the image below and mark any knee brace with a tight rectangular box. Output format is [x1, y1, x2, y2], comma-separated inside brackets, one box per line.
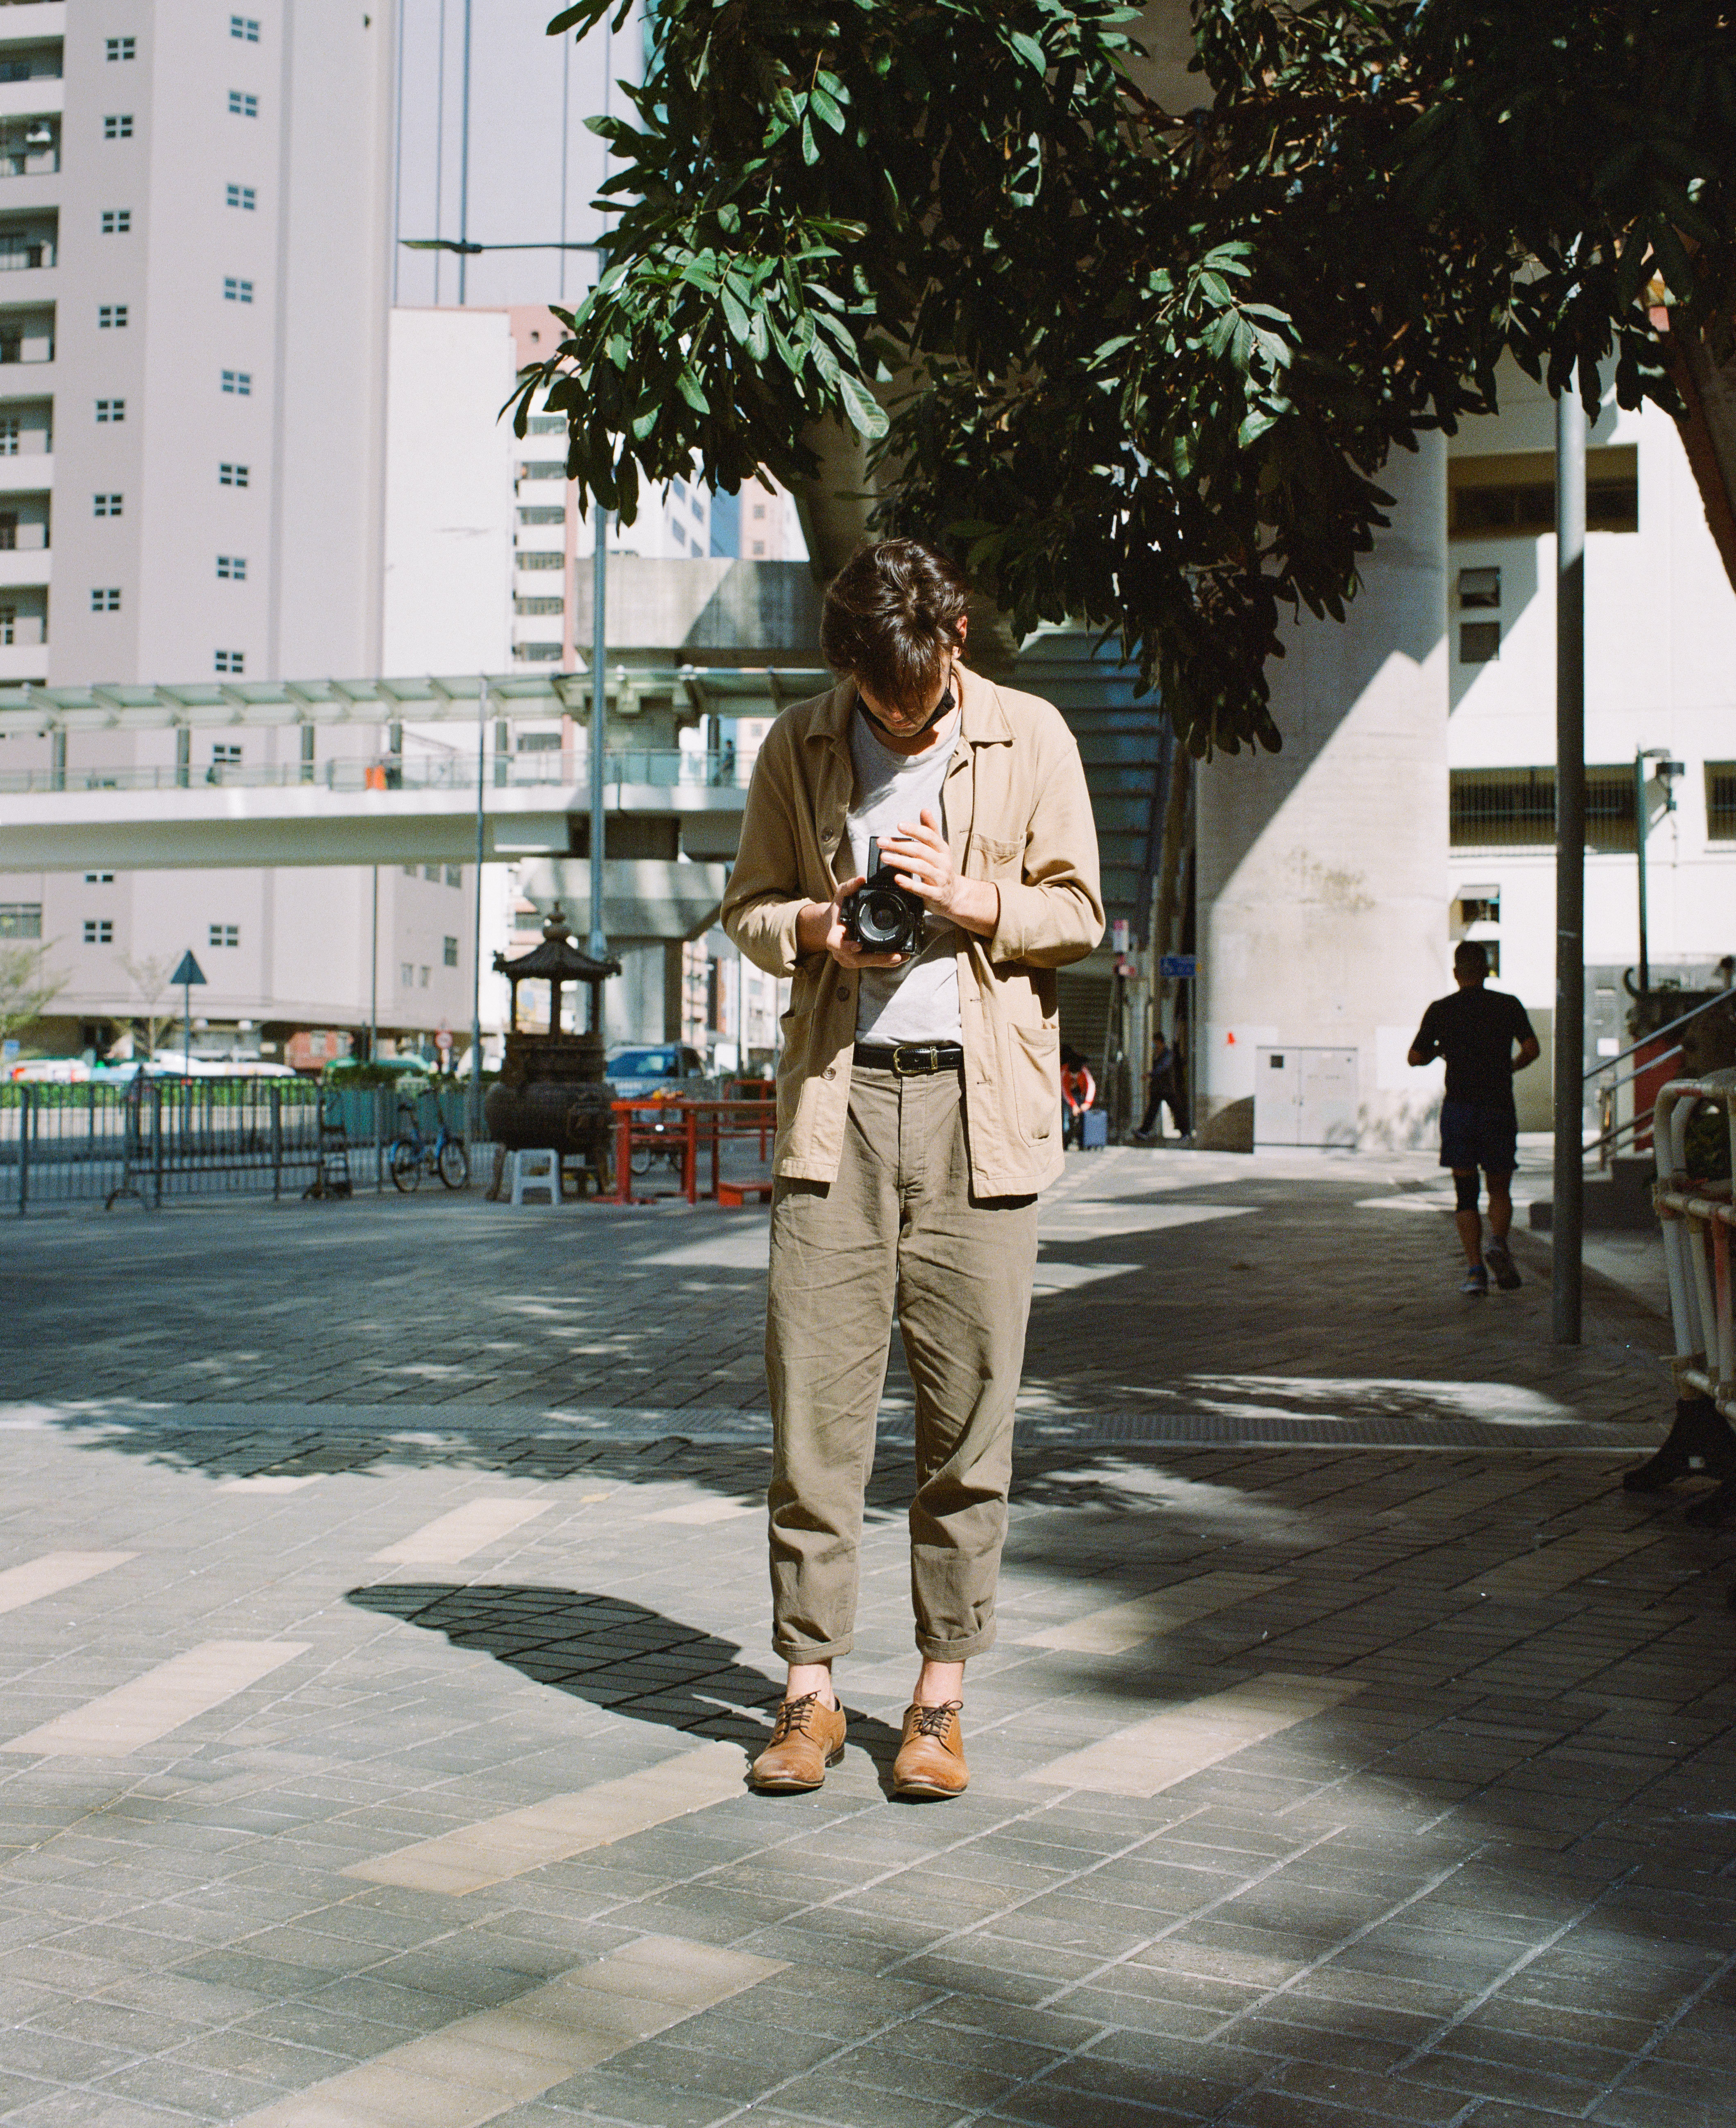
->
[1454, 1170, 1481, 1213]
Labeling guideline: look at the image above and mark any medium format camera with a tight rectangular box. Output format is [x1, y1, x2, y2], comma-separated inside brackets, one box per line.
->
[842, 836, 926, 955]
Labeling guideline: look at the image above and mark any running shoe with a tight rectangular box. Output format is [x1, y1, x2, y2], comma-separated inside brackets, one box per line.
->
[1461, 1263, 1489, 1297]
[1485, 1240, 1522, 1291]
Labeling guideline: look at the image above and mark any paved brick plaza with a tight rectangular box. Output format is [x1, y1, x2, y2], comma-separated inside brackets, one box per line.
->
[0, 1147, 1731, 2128]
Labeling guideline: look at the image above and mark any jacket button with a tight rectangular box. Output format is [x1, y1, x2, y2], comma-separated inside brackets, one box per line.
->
[836, 984, 849, 1001]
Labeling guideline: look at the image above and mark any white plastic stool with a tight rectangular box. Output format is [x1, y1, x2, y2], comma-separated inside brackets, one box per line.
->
[509, 1148, 559, 1206]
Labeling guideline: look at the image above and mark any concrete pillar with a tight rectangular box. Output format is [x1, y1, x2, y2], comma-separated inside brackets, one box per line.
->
[1195, 435, 1449, 1150]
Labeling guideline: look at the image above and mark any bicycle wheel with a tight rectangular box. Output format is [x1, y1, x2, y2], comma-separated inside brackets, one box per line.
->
[389, 1140, 423, 1192]
[437, 1137, 469, 1190]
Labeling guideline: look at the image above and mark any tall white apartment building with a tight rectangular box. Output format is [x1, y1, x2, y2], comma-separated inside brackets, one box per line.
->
[0, 0, 475, 1061]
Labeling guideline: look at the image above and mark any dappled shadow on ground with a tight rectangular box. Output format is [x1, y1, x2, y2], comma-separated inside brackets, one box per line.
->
[345, 1582, 905, 1775]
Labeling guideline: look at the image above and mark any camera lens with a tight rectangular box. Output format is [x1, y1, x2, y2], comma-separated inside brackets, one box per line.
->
[854, 889, 910, 949]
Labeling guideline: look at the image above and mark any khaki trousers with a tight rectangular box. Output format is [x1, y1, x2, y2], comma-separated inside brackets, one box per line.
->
[765, 1062, 1039, 1662]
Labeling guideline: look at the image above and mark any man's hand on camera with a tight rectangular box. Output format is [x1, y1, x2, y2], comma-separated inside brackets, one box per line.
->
[880, 808, 1000, 938]
[796, 877, 906, 970]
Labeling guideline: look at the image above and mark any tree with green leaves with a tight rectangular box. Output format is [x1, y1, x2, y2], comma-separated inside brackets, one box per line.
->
[517, 0, 1736, 754]
[0, 942, 65, 1049]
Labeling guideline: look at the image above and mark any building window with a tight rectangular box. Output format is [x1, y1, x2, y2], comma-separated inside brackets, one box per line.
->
[227, 91, 259, 118]
[751, 503, 766, 520]
[106, 37, 137, 61]
[83, 919, 115, 944]
[0, 903, 41, 938]
[219, 462, 249, 487]
[1450, 445, 1639, 538]
[224, 183, 257, 211]
[527, 414, 565, 434]
[442, 936, 459, 967]
[103, 114, 134, 140]
[518, 505, 564, 524]
[1450, 767, 1639, 852]
[98, 304, 128, 329]
[1458, 566, 1500, 609]
[419, 966, 430, 988]
[220, 370, 251, 395]
[1459, 621, 1501, 664]
[515, 596, 564, 615]
[216, 555, 247, 580]
[401, 865, 415, 878]
[751, 541, 766, 556]
[1707, 763, 1736, 843]
[400, 961, 413, 987]
[85, 872, 115, 884]
[0, 233, 47, 271]
[94, 493, 122, 517]
[222, 277, 253, 303]
[421, 863, 438, 881]
[0, 417, 16, 455]
[517, 550, 563, 570]
[101, 209, 131, 235]
[91, 587, 122, 612]
[0, 605, 15, 644]
[513, 642, 562, 661]
[231, 15, 261, 40]
[214, 649, 244, 674]
[95, 398, 125, 422]
[208, 924, 240, 949]
[0, 513, 14, 551]
[518, 461, 565, 482]
[444, 865, 462, 887]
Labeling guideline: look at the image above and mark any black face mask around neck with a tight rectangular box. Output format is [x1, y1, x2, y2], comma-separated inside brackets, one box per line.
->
[857, 681, 955, 738]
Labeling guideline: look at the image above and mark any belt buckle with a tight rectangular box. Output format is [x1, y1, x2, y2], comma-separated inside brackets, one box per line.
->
[890, 1043, 930, 1077]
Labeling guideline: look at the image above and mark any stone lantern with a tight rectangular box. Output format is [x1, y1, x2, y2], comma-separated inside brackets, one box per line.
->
[483, 903, 622, 1193]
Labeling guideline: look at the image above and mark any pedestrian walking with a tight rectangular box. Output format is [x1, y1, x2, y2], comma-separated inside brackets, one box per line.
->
[1132, 1030, 1187, 1141]
[1408, 940, 1541, 1295]
[722, 537, 1103, 1799]
[1060, 1046, 1095, 1150]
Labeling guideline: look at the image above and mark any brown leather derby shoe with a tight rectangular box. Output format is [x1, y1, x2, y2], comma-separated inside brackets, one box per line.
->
[749, 1691, 846, 1791]
[892, 1699, 968, 1798]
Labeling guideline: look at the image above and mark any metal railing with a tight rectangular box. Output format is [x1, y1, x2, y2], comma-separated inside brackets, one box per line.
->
[0, 749, 751, 796]
[0, 1078, 487, 1212]
[1652, 1076, 1736, 1421]
[1583, 991, 1736, 1167]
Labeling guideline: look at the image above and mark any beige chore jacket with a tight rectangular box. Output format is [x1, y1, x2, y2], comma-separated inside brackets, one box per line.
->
[721, 666, 1104, 1197]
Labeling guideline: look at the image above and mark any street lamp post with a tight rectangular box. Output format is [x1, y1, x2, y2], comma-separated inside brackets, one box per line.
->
[1553, 385, 1586, 1346]
[1633, 746, 1683, 996]
[401, 233, 616, 1054]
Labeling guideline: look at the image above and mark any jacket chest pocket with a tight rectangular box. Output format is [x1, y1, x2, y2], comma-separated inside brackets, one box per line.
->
[973, 833, 1024, 879]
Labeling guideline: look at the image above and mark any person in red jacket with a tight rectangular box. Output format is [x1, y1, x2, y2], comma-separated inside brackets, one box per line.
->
[1060, 1047, 1095, 1150]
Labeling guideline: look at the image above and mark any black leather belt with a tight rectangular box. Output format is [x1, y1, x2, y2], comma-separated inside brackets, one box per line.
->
[853, 1041, 965, 1077]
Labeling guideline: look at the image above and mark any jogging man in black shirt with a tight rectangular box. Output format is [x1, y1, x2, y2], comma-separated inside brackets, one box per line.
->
[1408, 941, 1541, 1295]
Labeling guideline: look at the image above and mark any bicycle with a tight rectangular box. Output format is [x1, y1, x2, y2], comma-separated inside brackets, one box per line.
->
[387, 1101, 469, 1192]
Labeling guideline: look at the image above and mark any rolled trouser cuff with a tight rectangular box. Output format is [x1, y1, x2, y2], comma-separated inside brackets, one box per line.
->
[915, 1622, 998, 1662]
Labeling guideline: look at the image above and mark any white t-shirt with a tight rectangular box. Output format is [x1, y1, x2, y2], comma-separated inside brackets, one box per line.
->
[846, 703, 962, 1045]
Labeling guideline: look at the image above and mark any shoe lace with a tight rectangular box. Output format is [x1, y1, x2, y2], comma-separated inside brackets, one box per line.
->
[769, 1691, 827, 1745]
[910, 1700, 961, 1740]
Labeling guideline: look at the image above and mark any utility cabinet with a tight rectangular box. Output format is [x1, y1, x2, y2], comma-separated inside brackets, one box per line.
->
[1255, 1046, 1359, 1148]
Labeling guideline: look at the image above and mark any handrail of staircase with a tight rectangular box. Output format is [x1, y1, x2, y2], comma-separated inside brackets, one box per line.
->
[1582, 990, 1736, 1084]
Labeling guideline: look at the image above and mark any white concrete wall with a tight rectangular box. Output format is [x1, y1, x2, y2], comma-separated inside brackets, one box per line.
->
[1197, 437, 1451, 1150]
[1445, 367, 1736, 1016]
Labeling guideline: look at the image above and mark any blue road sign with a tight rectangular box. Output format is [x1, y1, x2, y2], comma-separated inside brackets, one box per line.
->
[170, 951, 208, 988]
[1159, 955, 1197, 980]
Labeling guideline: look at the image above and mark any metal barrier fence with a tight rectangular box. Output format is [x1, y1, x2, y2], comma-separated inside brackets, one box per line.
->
[1654, 1075, 1736, 1423]
[0, 1078, 484, 1212]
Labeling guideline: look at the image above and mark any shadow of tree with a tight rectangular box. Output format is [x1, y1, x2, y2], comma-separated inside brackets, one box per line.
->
[346, 1581, 907, 1777]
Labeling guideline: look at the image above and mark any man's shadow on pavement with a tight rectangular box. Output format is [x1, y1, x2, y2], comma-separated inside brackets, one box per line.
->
[346, 1582, 907, 1791]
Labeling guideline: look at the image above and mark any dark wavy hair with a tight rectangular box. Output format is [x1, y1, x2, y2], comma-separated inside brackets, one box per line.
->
[819, 539, 969, 712]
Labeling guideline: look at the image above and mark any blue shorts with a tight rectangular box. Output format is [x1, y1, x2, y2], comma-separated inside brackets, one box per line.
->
[1439, 1101, 1517, 1175]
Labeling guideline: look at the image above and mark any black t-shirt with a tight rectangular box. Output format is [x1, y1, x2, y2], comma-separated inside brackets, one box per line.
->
[1412, 987, 1535, 1112]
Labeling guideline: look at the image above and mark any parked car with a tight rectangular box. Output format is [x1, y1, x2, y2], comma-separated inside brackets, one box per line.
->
[606, 1044, 708, 1088]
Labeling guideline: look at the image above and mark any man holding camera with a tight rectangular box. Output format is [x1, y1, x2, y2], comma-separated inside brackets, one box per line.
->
[722, 538, 1102, 1798]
